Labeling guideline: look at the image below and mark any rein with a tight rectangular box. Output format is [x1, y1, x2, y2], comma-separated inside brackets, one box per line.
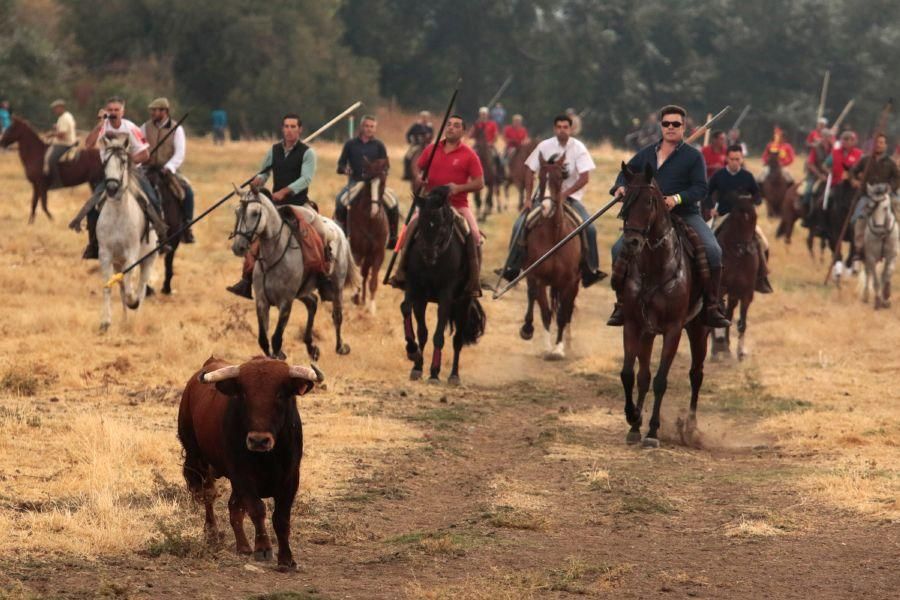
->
[416, 204, 454, 266]
[230, 195, 298, 273]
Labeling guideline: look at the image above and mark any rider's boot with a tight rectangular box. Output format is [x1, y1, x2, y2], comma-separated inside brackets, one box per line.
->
[386, 204, 400, 249]
[388, 218, 418, 290]
[466, 233, 482, 297]
[703, 266, 731, 328]
[226, 272, 253, 300]
[755, 245, 773, 293]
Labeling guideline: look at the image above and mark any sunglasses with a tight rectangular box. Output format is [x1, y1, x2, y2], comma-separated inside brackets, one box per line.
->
[661, 120, 683, 129]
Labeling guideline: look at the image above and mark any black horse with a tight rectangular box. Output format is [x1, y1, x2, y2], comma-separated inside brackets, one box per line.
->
[401, 187, 486, 384]
[144, 166, 185, 294]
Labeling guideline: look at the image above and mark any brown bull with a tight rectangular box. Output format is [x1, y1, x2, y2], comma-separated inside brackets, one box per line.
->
[177, 356, 323, 570]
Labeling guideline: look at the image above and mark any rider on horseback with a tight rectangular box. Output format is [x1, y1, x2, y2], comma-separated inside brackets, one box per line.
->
[141, 97, 196, 243]
[608, 104, 731, 328]
[706, 145, 773, 293]
[389, 114, 485, 297]
[802, 127, 836, 220]
[758, 125, 796, 184]
[78, 96, 168, 259]
[850, 133, 900, 261]
[226, 113, 332, 299]
[403, 111, 433, 181]
[44, 99, 77, 189]
[471, 107, 503, 177]
[334, 115, 400, 248]
[498, 114, 606, 288]
[502, 114, 529, 163]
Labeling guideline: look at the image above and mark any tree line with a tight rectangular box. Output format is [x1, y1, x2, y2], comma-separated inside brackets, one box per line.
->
[2, 0, 898, 148]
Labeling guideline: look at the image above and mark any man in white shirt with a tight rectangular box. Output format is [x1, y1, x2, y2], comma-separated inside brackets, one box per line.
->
[498, 114, 604, 287]
[77, 96, 167, 258]
[44, 99, 78, 187]
[141, 97, 195, 243]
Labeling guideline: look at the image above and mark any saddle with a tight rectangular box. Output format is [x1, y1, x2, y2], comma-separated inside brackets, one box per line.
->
[277, 206, 327, 276]
[340, 180, 398, 209]
[524, 199, 582, 232]
[449, 207, 470, 243]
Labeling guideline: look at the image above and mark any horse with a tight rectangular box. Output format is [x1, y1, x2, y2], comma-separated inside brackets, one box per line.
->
[504, 139, 538, 210]
[860, 183, 899, 309]
[230, 189, 360, 360]
[401, 187, 486, 384]
[0, 115, 103, 223]
[96, 136, 158, 332]
[347, 158, 389, 315]
[774, 182, 803, 244]
[472, 127, 503, 220]
[761, 150, 789, 218]
[143, 165, 184, 294]
[822, 181, 857, 286]
[616, 161, 708, 448]
[712, 192, 760, 361]
[519, 153, 581, 360]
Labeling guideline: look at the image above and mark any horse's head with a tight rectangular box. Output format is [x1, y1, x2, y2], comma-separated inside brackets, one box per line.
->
[538, 153, 569, 195]
[102, 135, 131, 199]
[726, 191, 757, 224]
[231, 187, 267, 256]
[765, 149, 780, 168]
[416, 186, 454, 266]
[362, 157, 388, 179]
[866, 182, 891, 202]
[618, 161, 665, 254]
[0, 117, 23, 148]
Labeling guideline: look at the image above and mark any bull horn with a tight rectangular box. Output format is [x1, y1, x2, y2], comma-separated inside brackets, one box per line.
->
[289, 363, 324, 383]
[199, 365, 240, 383]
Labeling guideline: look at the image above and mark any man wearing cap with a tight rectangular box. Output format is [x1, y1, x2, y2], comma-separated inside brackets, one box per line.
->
[43, 99, 77, 188]
[75, 96, 167, 259]
[141, 97, 195, 243]
[403, 111, 433, 182]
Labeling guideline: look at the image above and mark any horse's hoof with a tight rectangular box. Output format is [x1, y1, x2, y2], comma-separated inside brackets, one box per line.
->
[276, 560, 298, 573]
[519, 325, 534, 340]
[145, 285, 155, 297]
[545, 349, 565, 361]
[427, 377, 440, 385]
[275, 351, 287, 360]
[625, 430, 641, 445]
[336, 343, 351, 355]
[410, 369, 422, 381]
[351, 293, 362, 306]
[99, 322, 110, 334]
[308, 346, 320, 361]
[162, 286, 172, 295]
[448, 375, 461, 386]
[641, 437, 660, 449]
[253, 548, 273, 562]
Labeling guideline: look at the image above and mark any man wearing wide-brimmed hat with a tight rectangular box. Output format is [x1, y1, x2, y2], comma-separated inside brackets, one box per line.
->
[141, 97, 196, 243]
[44, 99, 77, 188]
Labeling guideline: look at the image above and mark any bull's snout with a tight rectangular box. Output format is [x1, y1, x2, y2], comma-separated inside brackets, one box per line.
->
[246, 432, 275, 452]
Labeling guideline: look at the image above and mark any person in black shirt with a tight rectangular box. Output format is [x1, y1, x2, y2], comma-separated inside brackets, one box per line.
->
[404, 111, 433, 181]
[706, 145, 772, 293]
[334, 115, 399, 247]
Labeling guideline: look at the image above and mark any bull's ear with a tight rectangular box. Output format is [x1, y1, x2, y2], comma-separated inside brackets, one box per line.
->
[214, 379, 241, 397]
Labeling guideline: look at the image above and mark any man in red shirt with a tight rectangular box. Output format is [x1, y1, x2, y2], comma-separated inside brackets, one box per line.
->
[701, 130, 727, 180]
[806, 117, 828, 150]
[831, 130, 862, 183]
[390, 114, 485, 296]
[502, 114, 529, 161]
[759, 126, 796, 183]
[471, 106, 498, 144]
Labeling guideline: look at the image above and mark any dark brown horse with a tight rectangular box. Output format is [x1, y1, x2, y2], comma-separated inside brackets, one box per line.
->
[144, 165, 185, 294]
[0, 116, 103, 223]
[712, 192, 760, 361]
[348, 158, 389, 314]
[504, 139, 538, 210]
[472, 127, 503, 220]
[617, 162, 708, 448]
[761, 151, 789, 218]
[775, 182, 803, 244]
[519, 153, 580, 360]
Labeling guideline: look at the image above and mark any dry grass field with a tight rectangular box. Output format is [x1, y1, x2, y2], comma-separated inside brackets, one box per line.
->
[0, 120, 897, 599]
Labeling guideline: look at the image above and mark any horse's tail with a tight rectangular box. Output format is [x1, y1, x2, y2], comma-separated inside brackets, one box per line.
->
[453, 297, 486, 346]
[343, 240, 362, 290]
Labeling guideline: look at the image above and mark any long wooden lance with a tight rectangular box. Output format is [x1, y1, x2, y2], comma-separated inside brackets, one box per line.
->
[493, 107, 731, 300]
[832, 99, 855, 131]
[105, 102, 362, 288]
[823, 98, 892, 286]
[687, 106, 731, 145]
[383, 80, 462, 284]
[816, 71, 830, 124]
[731, 104, 751, 130]
[485, 75, 513, 110]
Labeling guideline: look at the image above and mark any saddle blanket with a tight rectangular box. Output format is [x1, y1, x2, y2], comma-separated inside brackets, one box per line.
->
[338, 180, 398, 209]
[281, 206, 327, 275]
[524, 198, 582, 232]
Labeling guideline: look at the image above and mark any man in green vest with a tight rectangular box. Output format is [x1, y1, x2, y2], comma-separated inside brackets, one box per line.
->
[141, 97, 195, 243]
[226, 113, 332, 299]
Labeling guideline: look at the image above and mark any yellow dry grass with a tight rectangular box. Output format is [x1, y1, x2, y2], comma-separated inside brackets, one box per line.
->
[0, 119, 897, 567]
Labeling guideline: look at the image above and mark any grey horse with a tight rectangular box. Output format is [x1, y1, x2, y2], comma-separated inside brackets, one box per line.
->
[860, 183, 899, 309]
[230, 189, 360, 359]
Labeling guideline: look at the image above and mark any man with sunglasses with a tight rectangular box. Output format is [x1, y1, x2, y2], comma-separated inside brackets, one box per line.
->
[608, 104, 730, 328]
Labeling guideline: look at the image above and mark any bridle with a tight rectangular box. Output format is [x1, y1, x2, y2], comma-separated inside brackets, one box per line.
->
[417, 202, 454, 266]
[102, 144, 130, 199]
[230, 193, 263, 244]
[621, 183, 671, 250]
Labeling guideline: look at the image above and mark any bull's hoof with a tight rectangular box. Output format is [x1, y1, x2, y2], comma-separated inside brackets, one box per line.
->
[625, 430, 641, 445]
[253, 547, 273, 562]
[448, 375, 461, 386]
[336, 343, 351, 355]
[520, 323, 534, 340]
[276, 559, 298, 572]
[410, 369, 423, 381]
[427, 376, 440, 385]
[642, 437, 660, 449]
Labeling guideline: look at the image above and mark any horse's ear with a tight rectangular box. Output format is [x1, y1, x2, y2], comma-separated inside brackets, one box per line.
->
[643, 162, 654, 182]
[539, 154, 547, 167]
[621, 161, 634, 182]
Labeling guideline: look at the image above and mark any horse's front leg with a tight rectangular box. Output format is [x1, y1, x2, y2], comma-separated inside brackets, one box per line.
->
[332, 289, 350, 355]
[633, 331, 655, 443]
[621, 321, 640, 444]
[534, 284, 553, 355]
[270, 300, 294, 360]
[163, 247, 175, 294]
[737, 296, 750, 360]
[549, 281, 578, 360]
[429, 293, 452, 382]
[255, 298, 272, 357]
[401, 298, 419, 361]
[520, 279, 536, 340]
[298, 295, 320, 361]
[99, 252, 114, 332]
[41, 186, 52, 221]
[882, 253, 896, 307]
[29, 184, 39, 224]
[411, 298, 428, 381]
[645, 328, 683, 448]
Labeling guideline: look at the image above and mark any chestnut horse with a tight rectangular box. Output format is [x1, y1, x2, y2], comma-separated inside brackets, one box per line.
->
[0, 116, 103, 223]
[348, 158, 389, 314]
[504, 139, 538, 210]
[761, 150, 790, 218]
[775, 182, 803, 244]
[519, 153, 580, 360]
[712, 192, 760, 361]
[617, 162, 708, 448]
[472, 127, 503, 220]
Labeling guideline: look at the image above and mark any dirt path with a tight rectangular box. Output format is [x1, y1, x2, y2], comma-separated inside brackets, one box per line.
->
[7, 373, 897, 599]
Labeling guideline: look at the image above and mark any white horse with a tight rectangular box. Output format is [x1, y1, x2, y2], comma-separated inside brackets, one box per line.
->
[97, 136, 158, 331]
[861, 182, 899, 309]
[230, 189, 360, 359]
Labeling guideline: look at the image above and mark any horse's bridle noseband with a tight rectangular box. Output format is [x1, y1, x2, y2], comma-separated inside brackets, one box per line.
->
[621, 183, 667, 244]
[103, 145, 130, 199]
[230, 194, 263, 243]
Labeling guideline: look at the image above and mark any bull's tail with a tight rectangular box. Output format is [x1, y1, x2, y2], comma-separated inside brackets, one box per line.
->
[176, 394, 208, 498]
[453, 297, 486, 346]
